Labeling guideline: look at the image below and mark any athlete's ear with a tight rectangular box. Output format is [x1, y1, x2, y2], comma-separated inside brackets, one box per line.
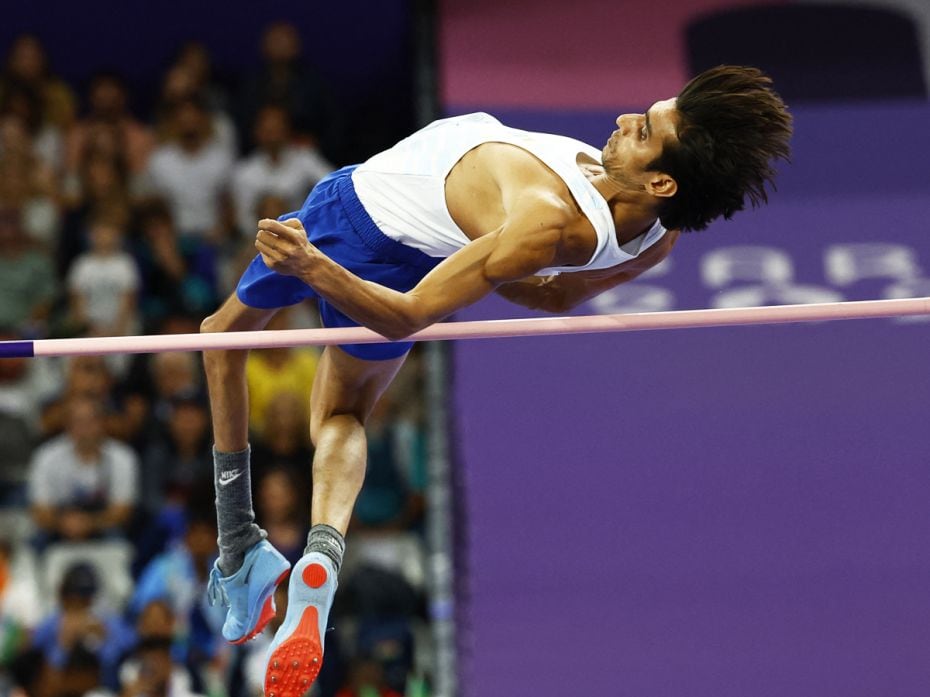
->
[647, 172, 677, 199]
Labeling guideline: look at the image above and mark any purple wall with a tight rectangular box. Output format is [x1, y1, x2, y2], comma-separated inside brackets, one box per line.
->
[451, 103, 930, 696]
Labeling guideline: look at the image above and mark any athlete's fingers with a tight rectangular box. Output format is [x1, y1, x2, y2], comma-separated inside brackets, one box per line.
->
[258, 218, 303, 240]
[255, 236, 283, 259]
[256, 229, 293, 253]
[256, 218, 286, 238]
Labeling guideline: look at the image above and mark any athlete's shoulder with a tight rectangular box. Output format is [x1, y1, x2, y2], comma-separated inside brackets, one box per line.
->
[426, 111, 502, 128]
[509, 187, 579, 230]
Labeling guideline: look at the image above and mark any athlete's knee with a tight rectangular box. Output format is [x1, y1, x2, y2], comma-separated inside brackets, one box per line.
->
[200, 309, 248, 375]
[310, 410, 366, 448]
[200, 310, 228, 335]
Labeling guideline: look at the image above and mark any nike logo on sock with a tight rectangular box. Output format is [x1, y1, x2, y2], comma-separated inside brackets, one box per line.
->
[219, 470, 244, 486]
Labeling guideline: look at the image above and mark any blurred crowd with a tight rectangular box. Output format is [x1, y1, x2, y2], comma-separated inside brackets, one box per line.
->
[0, 25, 432, 697]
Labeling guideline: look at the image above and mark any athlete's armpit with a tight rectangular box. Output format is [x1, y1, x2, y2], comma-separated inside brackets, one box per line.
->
[497, 228, 680, 312]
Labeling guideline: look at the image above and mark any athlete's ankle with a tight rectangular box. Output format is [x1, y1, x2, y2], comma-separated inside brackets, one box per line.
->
[214, 444, 265, 574]
[304, 524, 346, 574]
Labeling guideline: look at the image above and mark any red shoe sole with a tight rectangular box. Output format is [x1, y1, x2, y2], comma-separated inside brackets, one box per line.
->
[263, 605, 323, 697]
[230, 568, 291, 646]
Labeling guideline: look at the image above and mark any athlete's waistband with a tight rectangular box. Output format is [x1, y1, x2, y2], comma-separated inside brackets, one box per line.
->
[335, 166, 443, 273]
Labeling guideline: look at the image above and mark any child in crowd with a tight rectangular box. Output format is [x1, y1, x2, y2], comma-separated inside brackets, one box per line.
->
[66, 217, 140, 337]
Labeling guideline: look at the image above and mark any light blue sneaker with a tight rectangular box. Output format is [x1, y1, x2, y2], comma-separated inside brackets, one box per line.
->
[263, 552, 338, 697]
[207, 540, 291, 645]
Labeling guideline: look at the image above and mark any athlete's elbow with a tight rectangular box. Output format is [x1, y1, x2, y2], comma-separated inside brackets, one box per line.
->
[380, 302, 428, 341]
[374, 314, 417, 341]
[541, 288, 574, 314]
[544, 299, 572, 314]
[381, 322, 418, 342]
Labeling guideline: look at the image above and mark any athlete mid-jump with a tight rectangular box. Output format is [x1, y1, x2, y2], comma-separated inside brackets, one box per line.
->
[201, 66, 792, 696]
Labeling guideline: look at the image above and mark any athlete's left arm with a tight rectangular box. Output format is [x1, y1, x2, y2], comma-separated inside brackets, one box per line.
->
[496, 227, 680, 312]
[253, 194, 573, 340]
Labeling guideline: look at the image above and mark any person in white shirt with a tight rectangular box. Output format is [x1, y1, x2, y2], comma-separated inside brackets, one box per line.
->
[231, 103, 332, 237]
[145, 97, 233, 239]
[66, 217, 140, 336]
[28, 396, 139, 543]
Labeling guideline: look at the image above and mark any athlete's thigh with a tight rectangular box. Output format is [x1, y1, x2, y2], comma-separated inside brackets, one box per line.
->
[309, 345, 406, 439]
[202, 292, 281, 333]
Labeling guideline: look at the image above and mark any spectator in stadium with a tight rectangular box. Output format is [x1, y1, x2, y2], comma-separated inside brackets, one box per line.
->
[0, 111, 60, 251]
[58, 152, 132, 277]
[0, 327, 47, 506]
[0, 536, 42, 657]
[28, 396, 139, 544]
[0, 79, 65, 190]
[171, 41, 229, 115]
[250, 389, 314, 478]
[352, 395, 424, 533]
[140, 390, 212, 517]
[31, 562, 134, 691]
[119, 600, 204, 697]
[0, 34, 75, 132]
[130, 503, 226, 673]
[38, 355, 142, 441]
[235, 21, 342, 158]
[144, 96, 233, 242]
[134, 200, 216, 327]
[0, 206, 57, 335]
[0, 326, 60, 431]
[255, 466, 310, 566]
[231, 103, 332, 236]
[66, 216, 140, 337]
[65, 73, 154, 181]
[145, 351, 202, 434]
[42, 646, 111, 697]
[115, 345, 203, 457]
[245, 308, 318, 438]
[155, 64, 237, 160]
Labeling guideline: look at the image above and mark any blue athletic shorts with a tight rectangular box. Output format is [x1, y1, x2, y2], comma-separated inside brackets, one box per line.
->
[236, 165, 444, 360]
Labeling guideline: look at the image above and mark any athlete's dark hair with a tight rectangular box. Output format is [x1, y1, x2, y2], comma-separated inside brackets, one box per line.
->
[649, 65, 792, 232]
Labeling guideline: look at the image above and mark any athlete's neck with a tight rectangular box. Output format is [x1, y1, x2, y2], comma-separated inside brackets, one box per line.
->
[589, 173, 661, 244]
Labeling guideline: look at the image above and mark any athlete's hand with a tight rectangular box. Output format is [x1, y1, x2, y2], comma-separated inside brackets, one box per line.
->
[255, 218, 321, 278]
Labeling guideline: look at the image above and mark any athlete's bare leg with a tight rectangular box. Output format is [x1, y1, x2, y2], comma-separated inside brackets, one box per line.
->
[308, 345, 407, 534]
[264, 345, 406, 696]
[201, 294, 293, 645]
[201, 294, 279, 452]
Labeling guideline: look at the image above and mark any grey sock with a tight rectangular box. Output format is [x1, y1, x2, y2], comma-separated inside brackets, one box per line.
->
[305, 524, 346, 574]
[213, 445, 265, 575]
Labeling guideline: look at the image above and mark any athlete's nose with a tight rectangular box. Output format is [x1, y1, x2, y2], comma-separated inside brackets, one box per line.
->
[616, 114, 633, 135]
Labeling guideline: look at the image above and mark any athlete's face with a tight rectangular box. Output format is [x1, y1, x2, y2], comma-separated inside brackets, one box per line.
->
[602, 98, 680, 193]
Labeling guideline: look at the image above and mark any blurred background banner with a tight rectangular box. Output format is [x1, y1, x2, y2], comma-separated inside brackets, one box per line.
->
[441, 1, 930, 696]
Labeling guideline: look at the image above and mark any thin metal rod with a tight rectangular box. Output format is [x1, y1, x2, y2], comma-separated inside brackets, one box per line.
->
[1, 296, 927, 358]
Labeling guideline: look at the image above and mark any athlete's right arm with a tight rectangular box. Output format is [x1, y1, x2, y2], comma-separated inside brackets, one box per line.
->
[496, 228, 680, 312]
[254, 192, 576, 340]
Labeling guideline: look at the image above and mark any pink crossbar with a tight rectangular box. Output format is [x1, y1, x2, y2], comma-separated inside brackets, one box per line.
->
[2, 296, 928, 358]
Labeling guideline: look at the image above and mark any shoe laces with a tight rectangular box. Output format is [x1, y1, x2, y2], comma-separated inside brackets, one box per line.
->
[207, 566, 228, 606]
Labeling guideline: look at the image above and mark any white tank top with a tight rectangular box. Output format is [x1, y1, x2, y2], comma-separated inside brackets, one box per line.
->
[352, 112, 667, 276]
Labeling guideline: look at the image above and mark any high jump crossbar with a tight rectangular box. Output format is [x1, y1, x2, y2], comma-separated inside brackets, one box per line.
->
[1, 296, 927, 359]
